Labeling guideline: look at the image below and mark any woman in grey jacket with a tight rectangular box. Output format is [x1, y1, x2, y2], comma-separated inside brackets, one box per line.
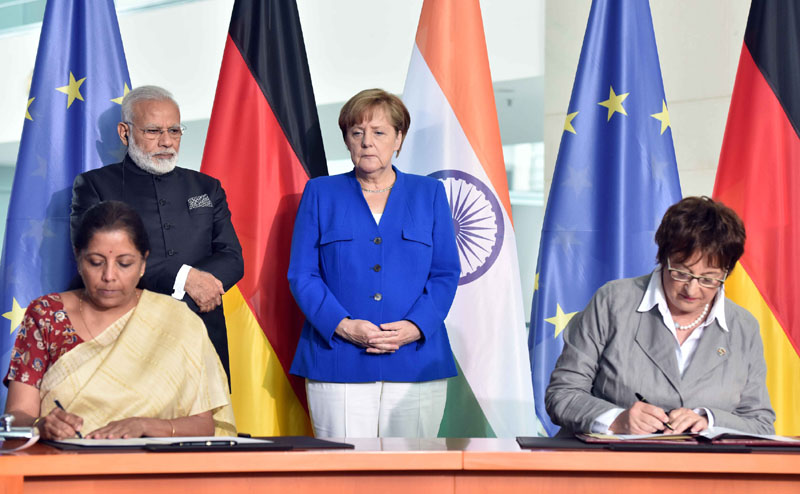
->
[546, 196, 774, 435]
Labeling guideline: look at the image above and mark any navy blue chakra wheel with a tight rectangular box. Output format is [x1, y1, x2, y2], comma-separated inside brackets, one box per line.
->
[429, 170, 504, 285]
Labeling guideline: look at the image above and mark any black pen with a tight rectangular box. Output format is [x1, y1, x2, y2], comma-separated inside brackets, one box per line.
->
[635, 392, 674, 431]
[54, 399, 83, 438]
[173, 440, 237, 447]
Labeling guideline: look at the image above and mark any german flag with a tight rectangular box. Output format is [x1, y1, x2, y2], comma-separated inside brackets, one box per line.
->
[713, 0, 800, 435]
[200, 0, 327, 435]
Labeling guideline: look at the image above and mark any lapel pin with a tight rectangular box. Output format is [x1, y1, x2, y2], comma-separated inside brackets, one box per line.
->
[717, 347, 727, 357]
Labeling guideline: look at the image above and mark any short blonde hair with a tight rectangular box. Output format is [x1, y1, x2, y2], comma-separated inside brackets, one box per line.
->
[338, 89, 411, 154]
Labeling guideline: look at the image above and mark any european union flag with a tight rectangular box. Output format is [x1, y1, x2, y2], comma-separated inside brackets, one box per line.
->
[0, 0, 130, 406]
[529, 0, 682, 436]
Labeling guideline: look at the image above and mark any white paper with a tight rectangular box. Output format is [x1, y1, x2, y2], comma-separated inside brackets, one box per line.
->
[700, 427, 800, 443]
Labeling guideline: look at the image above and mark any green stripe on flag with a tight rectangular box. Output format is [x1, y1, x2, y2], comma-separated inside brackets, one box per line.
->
[438, 359, 496, 437]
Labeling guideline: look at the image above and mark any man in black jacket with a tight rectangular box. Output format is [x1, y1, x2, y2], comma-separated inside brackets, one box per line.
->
[71, 85, 243, 376]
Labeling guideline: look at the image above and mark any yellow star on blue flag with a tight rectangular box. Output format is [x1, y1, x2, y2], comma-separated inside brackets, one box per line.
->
[0, 0, 131, 408]
[56, 72, 87, 108]
[564, 111, 579, 134]
[26, 98, 35, 121]
[529, 0, 681, 436]
[545, 304, 577, 338]
[598, 86, 629, 121]
[650, 100, 671, 134]
[111, 82, 131, 105]
[2, 299, 25, 335]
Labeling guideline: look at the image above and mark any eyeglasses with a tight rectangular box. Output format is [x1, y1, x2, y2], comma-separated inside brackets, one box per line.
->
[666, 259, 727, 289]
[125, 122, 186, 140]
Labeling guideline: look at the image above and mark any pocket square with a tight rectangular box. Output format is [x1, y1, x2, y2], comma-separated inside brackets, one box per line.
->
[188, 194, 213, 210]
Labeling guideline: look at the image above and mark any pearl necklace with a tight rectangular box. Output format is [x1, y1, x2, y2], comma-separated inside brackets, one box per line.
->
[674, 303, 709, 331]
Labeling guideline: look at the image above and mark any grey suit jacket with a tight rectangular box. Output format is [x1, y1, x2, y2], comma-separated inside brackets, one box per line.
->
[545, 274, 775, 435]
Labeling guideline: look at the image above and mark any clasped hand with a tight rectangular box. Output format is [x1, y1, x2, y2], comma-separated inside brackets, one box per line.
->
[335, 318, 421, 354]
[184, 268, 225, 312]
[610, 401, 709, 434]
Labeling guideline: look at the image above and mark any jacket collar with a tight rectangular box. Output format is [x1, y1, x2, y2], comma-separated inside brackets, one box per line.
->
[347, 165, 404, 193]
[634, 309, 682, 394]
[634, 269, 732, 391]
[347, 165, 406, 228]
[637, 267, 728, 332]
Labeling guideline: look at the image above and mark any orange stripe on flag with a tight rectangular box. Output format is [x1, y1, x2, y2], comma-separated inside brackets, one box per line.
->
[224, 286, 311, 436]
[725, 263, 800, 435]
[414, 0, 512, 221]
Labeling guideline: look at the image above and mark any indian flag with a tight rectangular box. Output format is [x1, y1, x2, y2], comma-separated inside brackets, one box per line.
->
[397, 0, 536, 437]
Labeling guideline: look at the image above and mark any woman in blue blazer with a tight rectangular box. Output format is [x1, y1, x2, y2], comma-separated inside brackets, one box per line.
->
[288, 89, 461, 438]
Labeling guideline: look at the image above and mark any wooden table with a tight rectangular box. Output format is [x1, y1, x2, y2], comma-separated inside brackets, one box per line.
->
[0, 438, 797, 493]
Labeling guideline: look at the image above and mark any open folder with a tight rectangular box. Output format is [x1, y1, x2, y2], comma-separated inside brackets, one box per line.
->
[517, 427, 800, 453]
[577, 427, 800, 447]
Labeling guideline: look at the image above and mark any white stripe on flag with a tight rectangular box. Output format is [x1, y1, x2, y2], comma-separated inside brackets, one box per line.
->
[399, 46, 536, 437]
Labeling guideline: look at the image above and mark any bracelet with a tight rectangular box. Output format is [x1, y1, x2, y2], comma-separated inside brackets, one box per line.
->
[32, 416, 44, 430]
[168, 419, 175, 437]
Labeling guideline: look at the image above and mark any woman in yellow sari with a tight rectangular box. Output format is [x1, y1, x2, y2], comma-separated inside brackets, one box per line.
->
[4, 201, 235, 439]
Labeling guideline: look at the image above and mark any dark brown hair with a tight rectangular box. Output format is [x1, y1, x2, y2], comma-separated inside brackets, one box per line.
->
[655, 196, 745, 272]
[338, 89, 411, 155]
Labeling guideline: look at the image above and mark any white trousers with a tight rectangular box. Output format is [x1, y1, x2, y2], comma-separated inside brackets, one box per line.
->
[306, 379, 447, 438]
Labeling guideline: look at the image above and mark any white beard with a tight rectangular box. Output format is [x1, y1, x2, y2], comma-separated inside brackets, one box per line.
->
[127, 135, 178, 175]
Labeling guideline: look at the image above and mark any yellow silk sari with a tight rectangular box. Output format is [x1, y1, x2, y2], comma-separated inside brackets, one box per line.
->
[39, 290, 236, 436]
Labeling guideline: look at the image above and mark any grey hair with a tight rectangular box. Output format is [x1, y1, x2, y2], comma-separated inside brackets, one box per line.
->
[121, 85, 179, 123]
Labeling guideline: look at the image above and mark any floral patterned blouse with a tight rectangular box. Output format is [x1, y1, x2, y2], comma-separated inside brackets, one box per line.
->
[5, 293, 83, 390]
